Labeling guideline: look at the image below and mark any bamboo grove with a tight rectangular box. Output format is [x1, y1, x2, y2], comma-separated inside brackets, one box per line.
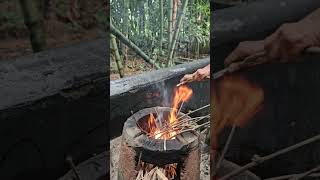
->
[110, 0, 209, 78]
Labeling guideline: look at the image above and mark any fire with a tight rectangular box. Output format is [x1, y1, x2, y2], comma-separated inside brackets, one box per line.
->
[169, 86, 193, 124]
[147, 85, 193, 140]
[212, 74, 264, 135]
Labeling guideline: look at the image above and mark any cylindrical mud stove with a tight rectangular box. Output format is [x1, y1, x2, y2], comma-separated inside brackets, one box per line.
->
[118, 107, 200, 180]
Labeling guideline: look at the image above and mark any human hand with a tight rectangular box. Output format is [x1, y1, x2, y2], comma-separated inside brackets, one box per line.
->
[224, 21, 320, 70]
[178, 64, 210, 86]
[224, 40, 265, 67]
[264, 21, 320, 62]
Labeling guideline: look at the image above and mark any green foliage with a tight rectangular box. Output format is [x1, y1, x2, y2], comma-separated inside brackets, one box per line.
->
[180, 0, 210, 54]
[111, 0, 210, 60]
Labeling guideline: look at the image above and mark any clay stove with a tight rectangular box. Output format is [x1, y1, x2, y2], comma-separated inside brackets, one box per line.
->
[118, 107, 200, 180]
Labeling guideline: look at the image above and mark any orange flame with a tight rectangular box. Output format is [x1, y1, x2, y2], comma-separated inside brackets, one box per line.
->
[169, 86, 193, 124]
[147, 113, 162, 139]
[147, 85, 193, 140]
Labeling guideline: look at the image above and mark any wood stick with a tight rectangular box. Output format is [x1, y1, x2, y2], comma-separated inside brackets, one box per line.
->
[156, 169, 169, 180]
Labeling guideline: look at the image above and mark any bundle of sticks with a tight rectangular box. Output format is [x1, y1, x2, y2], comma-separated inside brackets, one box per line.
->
[135, 161, 177, 180]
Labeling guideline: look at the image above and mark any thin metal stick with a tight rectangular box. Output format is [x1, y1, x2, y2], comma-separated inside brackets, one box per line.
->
[159, 120, 210, 139]
[176, 104, 210, 121]
[66, 155, 81, 180]
[213, 124, 237, 177]
[177, 101, 184, 116]
[154, 107, 163, 128]
[152, 115, 210, 137]
[220, 134, 320, 180]
[171, 121, 210, 137]
[170, 115, 210, 129]
[289, 165, 320, 180]
[265, 173, 320, 180]
[156, 115, 210, 137]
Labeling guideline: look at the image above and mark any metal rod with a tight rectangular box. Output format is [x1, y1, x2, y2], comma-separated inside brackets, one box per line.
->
[176, 104, 210, 121]
[66, 155, 81, 180]
[155, 115, 210, 137]
[220, 134, 320, 180]
[177, 101, 184, 116]
[265, 173, 320, 180]
[289, 165, 320, 180]
[213, 124, 237, 177]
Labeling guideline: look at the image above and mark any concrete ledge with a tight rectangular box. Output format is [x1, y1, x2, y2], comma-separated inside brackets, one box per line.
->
[0, 38, 108, 111]
[0, 38, 108, 179]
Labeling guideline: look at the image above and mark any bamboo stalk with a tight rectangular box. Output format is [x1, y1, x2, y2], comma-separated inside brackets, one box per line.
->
[168, 0, 173, 49]
[159, 0, 164, 56]
[111, 34, 125, 77]
[166, 0, 189, 67]
[19, 0, 46, 52]
[110, 23, 160, 69]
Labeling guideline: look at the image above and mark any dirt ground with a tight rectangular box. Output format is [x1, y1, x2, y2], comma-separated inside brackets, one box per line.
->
[0, 27, 101, 60]
[110, 57, 154, 80]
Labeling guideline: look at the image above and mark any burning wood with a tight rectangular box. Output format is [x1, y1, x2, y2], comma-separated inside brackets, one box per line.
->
[146, 85, 193, 140]
[145, 85, 210, 141]
[135, 161, 178, 180]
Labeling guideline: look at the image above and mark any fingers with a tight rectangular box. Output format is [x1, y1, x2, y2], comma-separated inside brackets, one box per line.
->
[264, 23, 312, 63]
[180, 74, 193, 83]
[178, 74, 194, 86]
[224, 42, 249, 66]
[178, 66, 210, 86]
[224, 40, 265, 67]
[194, 69, 206, 80]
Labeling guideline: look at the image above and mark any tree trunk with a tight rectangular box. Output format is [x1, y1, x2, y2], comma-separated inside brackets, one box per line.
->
[110, 23, 160, 69]
[166, 0, 189, 67]
[168, 0, 173, 49]
[159, 0, 164, 56]
[111, 34, 125, 78]
[19, 0, 47, 53]
[38, 0, 50, 19]
[122, 0, 129, 64]
[172, 0, 178, 28]
[138, 1, 143, 35]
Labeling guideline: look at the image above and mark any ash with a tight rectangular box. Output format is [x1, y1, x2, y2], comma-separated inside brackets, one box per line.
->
[110, 136, 210, 180]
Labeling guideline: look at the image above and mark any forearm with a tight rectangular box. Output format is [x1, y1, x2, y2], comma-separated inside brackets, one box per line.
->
[300, 8, 320, 45]
[302, 8, 320, 23]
